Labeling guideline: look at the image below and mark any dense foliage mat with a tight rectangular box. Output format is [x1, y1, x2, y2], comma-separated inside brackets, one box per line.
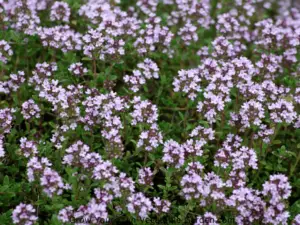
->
[0, 0, 299, 224]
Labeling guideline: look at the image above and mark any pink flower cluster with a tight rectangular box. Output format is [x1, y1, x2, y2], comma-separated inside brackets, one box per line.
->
[12, 203, 38, 225]
[124, 58, 159, 92]
[0, 40, 13, 64]
[57, 140, 171, 222]
[0, 0, 299, 224]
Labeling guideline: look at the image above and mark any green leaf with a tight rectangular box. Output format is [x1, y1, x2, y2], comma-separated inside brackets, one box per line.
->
[273, 140, 282, 145]
[3, 176, 9, 185]
[158, 185, 165, 190]
[82, 57, 92, 61]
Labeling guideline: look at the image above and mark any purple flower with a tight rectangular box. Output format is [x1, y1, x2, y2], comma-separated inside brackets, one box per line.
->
[19, 137, 38, 158]
[50, 1, 71, 22]
[138, 167, 154, 186]
[21, 99, 41, 120]
[12, 203, 38, 225]
[162, 139, 185, 168]
[127, 192, 153, 219]
[0, 40, 13, 64]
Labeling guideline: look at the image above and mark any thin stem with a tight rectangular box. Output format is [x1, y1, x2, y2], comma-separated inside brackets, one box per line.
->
[260, 140, 263, 158]
[221, 110, 225, 129]
[160, 107, 194, 111]
[249, 132, 254, 148]
[92, 57, 97, 79]
[235, 92, 239, 111]
[143, 152, 148, 165]
[290, 152, 300, 177]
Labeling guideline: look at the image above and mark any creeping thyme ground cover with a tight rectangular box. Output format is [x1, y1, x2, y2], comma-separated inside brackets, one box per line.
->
[0, 0, 300, 224]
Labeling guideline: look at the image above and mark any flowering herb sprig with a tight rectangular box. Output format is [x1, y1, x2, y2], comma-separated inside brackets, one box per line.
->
[0, 0, 299, 225]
